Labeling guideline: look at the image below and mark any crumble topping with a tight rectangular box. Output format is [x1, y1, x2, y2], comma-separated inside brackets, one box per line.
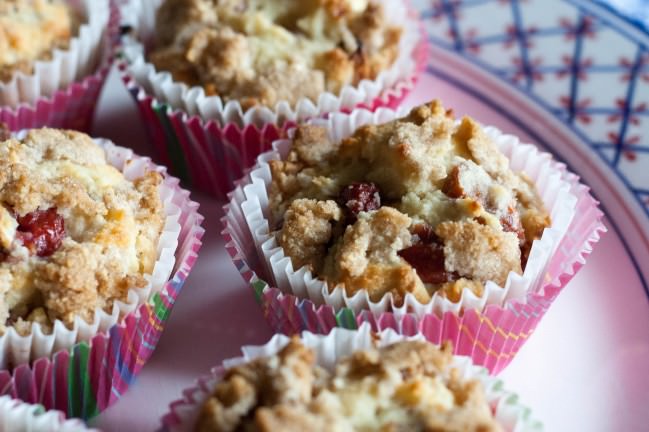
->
[0, 0, 75, 82]
[196, 339, 502, 432]
[269, 101, 551, 304]
[278, 198, 342, 273]
[0, 129, 164, 335]
[149, 0, 402, 108]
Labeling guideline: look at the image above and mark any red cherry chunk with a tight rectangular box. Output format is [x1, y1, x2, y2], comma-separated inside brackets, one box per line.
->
[339, 182, 381, 218]
[398, 243, 457, 285]
[17, 208, 65, 257]
[412, 223, 441, 244]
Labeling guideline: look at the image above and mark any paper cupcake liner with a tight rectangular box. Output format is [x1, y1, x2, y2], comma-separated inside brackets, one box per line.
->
[160, 324, 542, 431]
[0, 139, 205, 420]
[0, 0, 118, 133]
[117, 0, 428, 198]
[221, 108, 605, 374]
[0, 396, 94, 432]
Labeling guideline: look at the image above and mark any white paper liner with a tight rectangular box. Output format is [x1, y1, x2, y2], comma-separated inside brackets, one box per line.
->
[0, 396, 94, 432]
[119, 0, 422, 128]
[0, 136, 181, 369]
[163, 324, 542, 432]
[0, 0, 110, 108]
[237, 108, 577, 318]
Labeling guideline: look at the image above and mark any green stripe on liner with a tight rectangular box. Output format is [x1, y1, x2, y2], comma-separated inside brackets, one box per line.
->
[335, 308, 357, 330]
[152, 293, 171, 322]
[251, 280, 267, 303]
[492, 379, 504, 392]
[67, 342, 98, 419]
[152, 102, 191, 187]
[531, 420, 543, 430]
[503, 392, 520, 405]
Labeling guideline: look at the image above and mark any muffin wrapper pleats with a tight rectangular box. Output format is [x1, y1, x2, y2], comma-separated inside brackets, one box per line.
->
[0, 396, 94, 432]
[118, 0, 428, 198]
[159, 324, 542, 431]
[221, 108, 605, 374]
[0, 0, 117, 132]
[0, 141, 205, 420]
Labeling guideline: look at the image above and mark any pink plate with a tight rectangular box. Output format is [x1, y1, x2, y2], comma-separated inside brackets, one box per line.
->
[90, 1, 648, 430]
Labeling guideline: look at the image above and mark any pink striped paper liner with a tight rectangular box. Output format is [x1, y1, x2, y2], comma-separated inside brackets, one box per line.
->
[0, 142, 204, 420]
[221, 144, 605, 376]
[118, 11, 429, 199]
[159, 325, 542, 431]
[0, 0, 119, 133]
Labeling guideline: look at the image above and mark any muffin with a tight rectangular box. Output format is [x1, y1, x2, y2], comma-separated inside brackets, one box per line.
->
[0, 128, 204, 420]
[0, 0, 114, 132]
[161, 326, 542, 431]
[268, 101, 551, 305]
[0, 0, 76, 83]
[222, 101, 603, 373]
[149, 0, 402, 109]
[0, 128, 164, 336]
[119, 0, 425, 197]
[196, 339, 501, 431]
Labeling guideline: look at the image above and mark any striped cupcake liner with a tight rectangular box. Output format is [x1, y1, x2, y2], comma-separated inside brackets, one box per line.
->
[118, 0, 429, 199]
[0, 0, 119, 133]
[221, 112, 605, 375]
[0, 142, 204, 420]
[159, 325, 542, 431]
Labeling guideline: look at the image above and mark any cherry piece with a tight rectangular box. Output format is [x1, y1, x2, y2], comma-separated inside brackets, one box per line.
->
[412, 223, 441, 244]
[17, 208, 65, 257]
[339, 182, 381, 222]
[398, 243, 457, 285]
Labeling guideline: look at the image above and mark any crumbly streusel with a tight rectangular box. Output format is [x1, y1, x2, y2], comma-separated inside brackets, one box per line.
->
[196, 339, 502, 432]
[0, 128, 164, 335]
[149, 0, 402, 109]
[0, 0, 75, 82]
[269, 101, 551, 304]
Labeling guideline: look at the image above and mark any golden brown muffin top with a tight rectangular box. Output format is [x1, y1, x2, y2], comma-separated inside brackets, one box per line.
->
[269, 101, 551, 305]
[149, 0, 402, 109]
[0, 0, 75, 82]
[0, 128, 164, 335]
[196, 339, 502, 432]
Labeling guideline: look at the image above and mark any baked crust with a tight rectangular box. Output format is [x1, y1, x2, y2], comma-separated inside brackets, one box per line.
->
[270, 101, 551, 304]
[149, 0, 402, 108]
[0, 129, 164, 335]
[322, 206, 430, 304]
[278, 198, 342, 273]
[196, 339, 502, 432]
[435, 219, 522, 286]
[0, 0, 74, 82]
